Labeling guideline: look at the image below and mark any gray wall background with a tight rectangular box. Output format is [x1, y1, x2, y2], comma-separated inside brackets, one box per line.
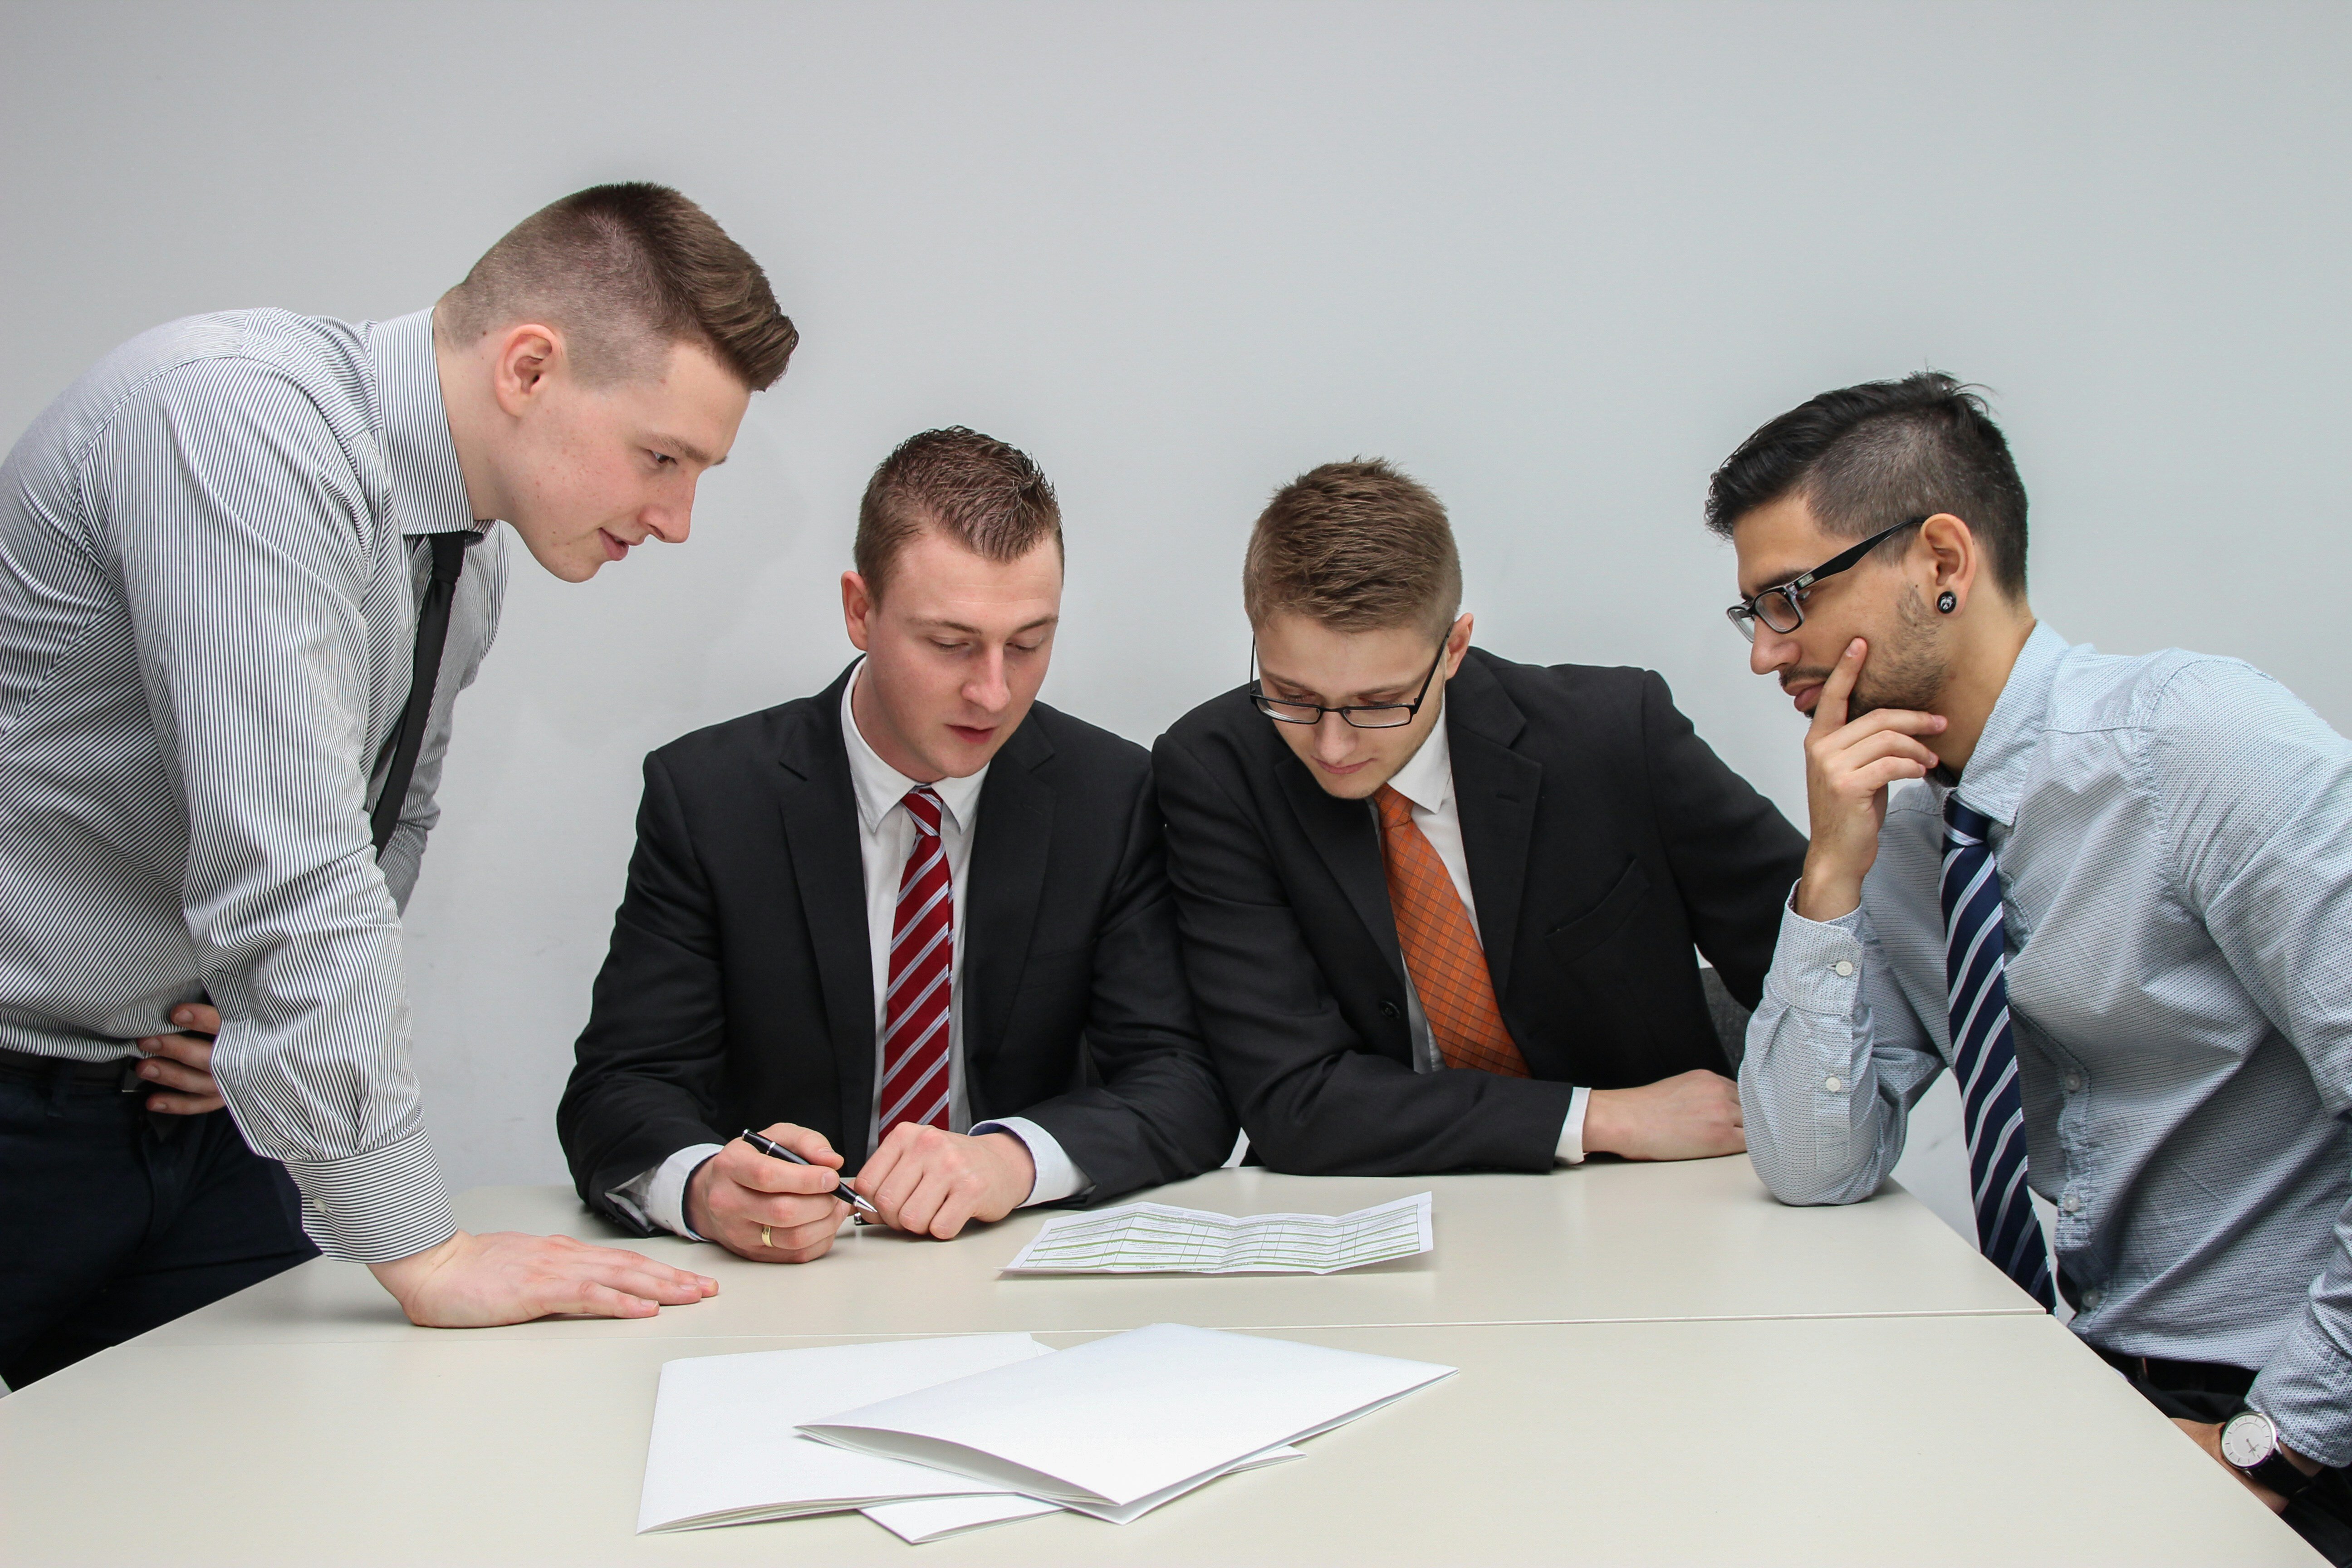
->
[3, 1, 2346, 1244]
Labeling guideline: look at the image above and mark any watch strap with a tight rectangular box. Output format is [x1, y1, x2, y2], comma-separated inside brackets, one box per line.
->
[2227, 1410, 2316, 1498]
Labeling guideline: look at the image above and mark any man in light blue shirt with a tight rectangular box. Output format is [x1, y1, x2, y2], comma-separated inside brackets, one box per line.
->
[1710, 372, 2352, 1560]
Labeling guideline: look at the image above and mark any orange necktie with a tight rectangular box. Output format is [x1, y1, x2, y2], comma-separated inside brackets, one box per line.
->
[1373, 785, 1529, 1078]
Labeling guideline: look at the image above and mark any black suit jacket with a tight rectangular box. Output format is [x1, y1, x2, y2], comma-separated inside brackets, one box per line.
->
[1152, 647, 1804, 1176]
[559, 664, 1235, 1230]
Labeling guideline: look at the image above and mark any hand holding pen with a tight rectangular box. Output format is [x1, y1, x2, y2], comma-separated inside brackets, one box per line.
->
[739, 1127, 880, 1221]
[681, 1122, 871, 1264]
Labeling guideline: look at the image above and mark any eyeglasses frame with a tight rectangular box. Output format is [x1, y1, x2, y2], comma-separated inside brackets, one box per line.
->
[1250, 637, 1451, 729]
[1725, 515, 1930, 642]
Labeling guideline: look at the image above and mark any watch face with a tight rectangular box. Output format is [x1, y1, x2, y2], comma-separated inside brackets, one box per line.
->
[2221, 1413, 2276, 1469]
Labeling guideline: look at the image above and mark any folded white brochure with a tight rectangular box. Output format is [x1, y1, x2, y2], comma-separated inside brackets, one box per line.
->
[637, 1333, 1052, 1532]
[800, 1322, 1454, 1523]
[1001, 1191, 1433, 1275]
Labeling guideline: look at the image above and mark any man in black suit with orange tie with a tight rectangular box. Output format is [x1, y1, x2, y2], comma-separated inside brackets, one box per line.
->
[1153, 460, 1804, 1176]
[559, 428, 1234, 1261]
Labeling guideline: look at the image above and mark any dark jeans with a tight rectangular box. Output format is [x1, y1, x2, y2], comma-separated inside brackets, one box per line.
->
[2101, 1348, 2352, 1565]
[0, 1055, 317, 1389]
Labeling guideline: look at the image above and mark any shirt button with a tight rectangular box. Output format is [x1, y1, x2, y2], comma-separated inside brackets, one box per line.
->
[1379, 1000, 1402, 1021]
[2064, 1072, 2083, 1093]
[1833, 960, 1855, 978]
[2061, 1192, 2082, 1215]
[2082, 1287, 2103, 1308]
[1823, 1076, 1843, 1093]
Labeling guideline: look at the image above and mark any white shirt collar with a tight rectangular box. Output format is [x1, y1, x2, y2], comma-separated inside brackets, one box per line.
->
[1382, 700, 1454, 817]
[840, 662, 990, 835]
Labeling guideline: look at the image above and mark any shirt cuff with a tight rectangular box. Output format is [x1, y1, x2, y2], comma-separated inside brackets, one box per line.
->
[1763, 887, 1870, 1016]
[2251, 1309, 2352, 1468]
[972, 1117, 1091, 1205]
[279, 1129, 457, 1264]
[608, 1142, 725, 1241]
[1554, 1086, 1592, 1165]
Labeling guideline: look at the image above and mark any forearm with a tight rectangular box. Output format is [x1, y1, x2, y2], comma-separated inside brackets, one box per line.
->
[1236, 1046, 1575, 1174]
[2249, 1226, 2352, 1468]
[1740, 896, 1921, 1207]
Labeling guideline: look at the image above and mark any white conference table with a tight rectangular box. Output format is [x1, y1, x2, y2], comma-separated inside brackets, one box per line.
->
[0, 1316, 2314, 1564]
[0, 1159, 2322, 1565]
[142, 1158, 2033, 1347]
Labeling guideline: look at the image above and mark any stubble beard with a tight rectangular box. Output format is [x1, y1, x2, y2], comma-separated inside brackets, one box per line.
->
[1845, 583, 1948, 720]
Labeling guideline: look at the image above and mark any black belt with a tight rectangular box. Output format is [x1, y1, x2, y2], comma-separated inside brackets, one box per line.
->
[2095, 1345, 2256, 1397]
[0, 1044, 143, 1091]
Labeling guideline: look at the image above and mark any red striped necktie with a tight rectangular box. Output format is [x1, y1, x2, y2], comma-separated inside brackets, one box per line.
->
[880, 785, 955, 1135]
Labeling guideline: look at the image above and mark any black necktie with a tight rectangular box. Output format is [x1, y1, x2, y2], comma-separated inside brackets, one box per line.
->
[370, 530, 476, 856]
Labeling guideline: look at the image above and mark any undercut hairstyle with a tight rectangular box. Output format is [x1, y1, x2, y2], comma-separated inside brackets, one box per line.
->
[1243, 459, 1462, 638]
[436, 182, 798, 391]
[854, 427, 1063, 601]
[1703, 372, 2030, 598]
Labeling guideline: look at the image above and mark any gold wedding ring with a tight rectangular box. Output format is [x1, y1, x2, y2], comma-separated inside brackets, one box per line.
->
[760, 1224, 772, 1248]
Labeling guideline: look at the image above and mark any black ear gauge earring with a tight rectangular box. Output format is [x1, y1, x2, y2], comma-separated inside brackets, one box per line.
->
[1937, 591, 1958, 613]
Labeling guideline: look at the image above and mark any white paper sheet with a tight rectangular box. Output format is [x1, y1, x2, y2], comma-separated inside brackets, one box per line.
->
[856, 1446, 1305, 1542]
[1000, 1192, 1432, 1275]
[800, 1322, 1454, 1520]
[858, 1493, 1063, 1544]
[637, 1334, 1052, 1532]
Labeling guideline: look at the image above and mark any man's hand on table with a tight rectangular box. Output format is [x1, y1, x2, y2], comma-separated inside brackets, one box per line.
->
[686, 1122, 856, 1264]
[858, 1124, 1035, 1240]
[2172, 1418, 2322, 1515]
[369, 1230, 719, 1327]
[1583, 1069, 1747, 1161]
[133, 1002, 225, 1115]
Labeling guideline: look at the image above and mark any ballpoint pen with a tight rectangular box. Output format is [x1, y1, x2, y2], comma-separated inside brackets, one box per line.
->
[737, 1127, 881, 1220]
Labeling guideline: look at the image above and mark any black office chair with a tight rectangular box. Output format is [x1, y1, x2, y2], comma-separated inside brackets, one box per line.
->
[1699, 965, 1753, 1073]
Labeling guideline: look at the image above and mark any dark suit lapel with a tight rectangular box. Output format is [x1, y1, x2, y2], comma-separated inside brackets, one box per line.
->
[1277, 754, 1403, 976]
[775, 666, 882, 1162]
[961, 719, 1054, 1102]
[1446, 653, 1542, 1001]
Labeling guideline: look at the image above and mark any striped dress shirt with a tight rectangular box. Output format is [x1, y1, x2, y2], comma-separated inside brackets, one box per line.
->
[1743, 624, 2352, 1467]
[0, 307, 505, 1262]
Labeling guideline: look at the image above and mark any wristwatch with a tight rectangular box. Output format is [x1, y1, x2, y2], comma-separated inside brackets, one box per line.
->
[2219, 1408, 2314, 1498]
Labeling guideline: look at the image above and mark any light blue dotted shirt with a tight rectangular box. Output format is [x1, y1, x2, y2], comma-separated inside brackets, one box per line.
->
[1744, 623, 2352, 1466]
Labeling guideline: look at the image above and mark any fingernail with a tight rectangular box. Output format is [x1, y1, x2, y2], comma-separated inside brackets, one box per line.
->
[140, 1063, 158, 1077]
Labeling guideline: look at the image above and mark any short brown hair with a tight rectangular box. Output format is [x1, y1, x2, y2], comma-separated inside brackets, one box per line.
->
[855, 428, 1063, 600]
[436, 182, 798, 390]
[1243, 459, 1462, 636]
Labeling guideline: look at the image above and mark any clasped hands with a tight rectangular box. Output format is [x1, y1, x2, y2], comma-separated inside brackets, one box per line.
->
[686, 1120, 1036, 1264]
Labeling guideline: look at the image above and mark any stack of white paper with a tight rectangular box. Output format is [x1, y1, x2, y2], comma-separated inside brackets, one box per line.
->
[1001, 1192, 1433, 1275]
[800, 1322, 1455, 1523]
[637, 1334, 1051, 1533]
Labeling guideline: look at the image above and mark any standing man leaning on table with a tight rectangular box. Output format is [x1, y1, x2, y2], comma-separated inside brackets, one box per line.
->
[1152, 461, 1806, 1175]
[1715, 372, 2352, 1560]
[0, 183, 796, 1387]
[557, 428, 1235, 1262]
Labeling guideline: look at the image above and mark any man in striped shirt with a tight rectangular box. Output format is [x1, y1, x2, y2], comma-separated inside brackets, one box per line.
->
[0, 184, 795, 1385]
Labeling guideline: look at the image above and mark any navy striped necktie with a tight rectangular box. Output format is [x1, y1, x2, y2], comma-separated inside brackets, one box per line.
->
[1940, 795, 2057, 1310]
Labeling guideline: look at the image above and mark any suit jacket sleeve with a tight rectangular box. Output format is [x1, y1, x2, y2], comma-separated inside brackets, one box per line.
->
[1154, 730, 1574, 1176]
[999, 769, 1237, 1200]
[556, 752, 734, 1232]
[1639, 671, 1808, 1008]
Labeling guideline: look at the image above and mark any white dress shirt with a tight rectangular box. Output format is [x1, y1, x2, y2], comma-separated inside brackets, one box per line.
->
[623, 665, 1086, 1239]
[1378, 703, 1590, 1164]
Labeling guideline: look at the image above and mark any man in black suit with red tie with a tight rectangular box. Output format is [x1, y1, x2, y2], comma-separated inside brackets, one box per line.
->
[559, 428, 1234, 1262]
[1153, 460, 1805, 1176]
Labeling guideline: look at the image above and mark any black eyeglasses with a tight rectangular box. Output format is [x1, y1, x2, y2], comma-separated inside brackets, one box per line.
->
[1725, 517, 1927, 642]
[1251, 640, 1448, 729]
